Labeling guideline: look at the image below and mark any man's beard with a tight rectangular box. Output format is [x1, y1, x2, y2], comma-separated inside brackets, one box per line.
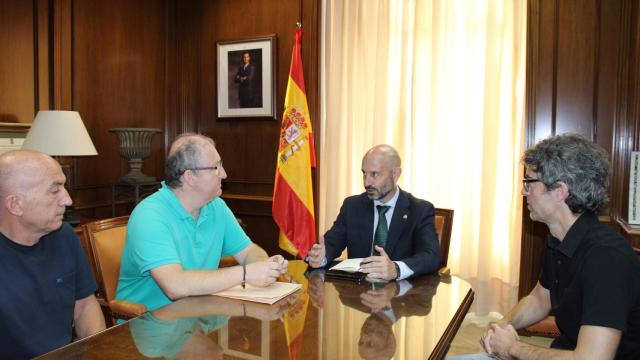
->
[365, 184, 393, 200]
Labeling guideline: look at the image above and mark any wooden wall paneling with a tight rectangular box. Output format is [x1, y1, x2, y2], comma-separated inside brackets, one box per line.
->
[608, 0, 633, 237]
[520, 0, 551, 300]
[36, 0, 50, 110]
[52, 0, 72, 110]
[632, 1, 640, 247]
[0, 0, 170, 219]
[0, 0, 50, 121]
[633, 0, 640, 151]
[520, 0, 631, 298]
[629, 0, 640, 249]
[168, 0, 202, 137]
[0, 0, 36, 123]
[611, 0, 640, 249]
[302, 0, 321, 135]
[595, 0, 622, 155]
[0, 0, 321, 244]
[629, 2, 640, 241]
[164, 0, 178, 148]
[193, 0, 320, 257]
[302, 0, 322, 218]
[554, 0, 597, 138]
[71, 0, 167, 219]
[200, 0, 300, 186]
[530, 0, 555, 145]
[223, 195, 281, 256]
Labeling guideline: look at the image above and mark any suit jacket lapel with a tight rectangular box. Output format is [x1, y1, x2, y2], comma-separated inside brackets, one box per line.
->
[360, 194, 375, 252]
[386, 190, 409, 255]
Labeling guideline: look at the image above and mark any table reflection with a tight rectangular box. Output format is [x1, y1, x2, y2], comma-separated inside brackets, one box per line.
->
[131, 292, 294, 360]
[38, 261, 472, 360]
[334, 276, 439, 360]
[310, 271, 447, 360]
[131, 313, 228, 359]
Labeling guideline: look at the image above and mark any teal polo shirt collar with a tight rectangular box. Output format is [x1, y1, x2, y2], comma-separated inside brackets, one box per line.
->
[158, 182, 211, 224]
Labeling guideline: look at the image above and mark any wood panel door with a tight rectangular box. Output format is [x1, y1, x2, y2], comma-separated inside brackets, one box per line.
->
[520, 0, 640, 298]
[0, 0, 50, 123]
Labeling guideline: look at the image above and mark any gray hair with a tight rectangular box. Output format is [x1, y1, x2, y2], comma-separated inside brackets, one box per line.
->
[165, 133, 215, 188]
[523, 133, 609, 213]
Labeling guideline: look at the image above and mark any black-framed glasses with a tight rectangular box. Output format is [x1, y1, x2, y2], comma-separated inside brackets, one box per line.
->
[181, 162, 223, 175]
[522, 178, 541, 192]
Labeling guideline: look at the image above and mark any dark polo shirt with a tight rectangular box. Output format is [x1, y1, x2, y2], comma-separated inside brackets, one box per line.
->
[0, 223, 97, 359]
[540, 212, 640, 359]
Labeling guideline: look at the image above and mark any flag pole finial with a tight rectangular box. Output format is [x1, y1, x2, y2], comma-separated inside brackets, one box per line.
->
[296, 21, 302, 28]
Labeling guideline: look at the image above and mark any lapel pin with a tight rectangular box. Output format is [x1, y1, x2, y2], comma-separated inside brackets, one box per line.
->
[403, 214, 408, 219]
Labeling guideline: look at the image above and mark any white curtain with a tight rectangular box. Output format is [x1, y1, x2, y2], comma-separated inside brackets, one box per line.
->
[320, 0, 527, 303]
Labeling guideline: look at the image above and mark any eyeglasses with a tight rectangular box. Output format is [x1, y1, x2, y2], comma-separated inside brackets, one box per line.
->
[181, 162, 223, 175]
[522, 178, 541, 192]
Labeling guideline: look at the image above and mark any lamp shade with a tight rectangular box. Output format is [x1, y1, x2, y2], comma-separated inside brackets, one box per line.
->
[22, 110, 98, 156]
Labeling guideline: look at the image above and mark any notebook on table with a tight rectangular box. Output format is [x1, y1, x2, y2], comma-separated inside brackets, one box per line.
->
[325, 258, 368, 283]
[213, 282, 302, 304]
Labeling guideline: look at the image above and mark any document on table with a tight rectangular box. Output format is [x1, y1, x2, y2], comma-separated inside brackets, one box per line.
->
[214, 282, 302, 304]
[329, 258, 365, 273]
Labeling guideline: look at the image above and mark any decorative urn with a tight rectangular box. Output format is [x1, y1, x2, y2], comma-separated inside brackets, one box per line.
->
[109, 128, 162, 184]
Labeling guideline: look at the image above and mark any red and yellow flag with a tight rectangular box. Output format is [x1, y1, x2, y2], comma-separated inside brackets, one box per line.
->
[282, 261, 310, 360]
[273, 26, 316, 259]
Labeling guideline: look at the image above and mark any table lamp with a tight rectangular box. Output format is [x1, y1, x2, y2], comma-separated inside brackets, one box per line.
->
[22, 110, 98, 224]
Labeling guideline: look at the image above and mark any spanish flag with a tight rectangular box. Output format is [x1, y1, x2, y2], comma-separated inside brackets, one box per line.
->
[282, 261, 310, 360]
[273, 26, 316, 258]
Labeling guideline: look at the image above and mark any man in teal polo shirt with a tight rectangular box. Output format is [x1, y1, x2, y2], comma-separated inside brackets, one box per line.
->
[116, 134, 287, 311]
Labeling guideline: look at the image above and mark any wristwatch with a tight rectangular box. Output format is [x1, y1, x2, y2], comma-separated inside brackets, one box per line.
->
[393, 262, 401, 280]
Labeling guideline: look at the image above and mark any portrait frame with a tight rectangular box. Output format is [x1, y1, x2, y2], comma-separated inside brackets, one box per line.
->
[216, 34, 277, 119]
[219, 318, 270, 359]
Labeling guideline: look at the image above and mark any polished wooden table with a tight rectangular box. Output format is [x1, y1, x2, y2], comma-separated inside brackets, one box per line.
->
[38, 262, 473, 360]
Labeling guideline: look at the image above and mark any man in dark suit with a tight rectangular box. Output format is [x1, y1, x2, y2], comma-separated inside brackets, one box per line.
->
[234, 51, 256, 108]
[307, 144, 441, 281]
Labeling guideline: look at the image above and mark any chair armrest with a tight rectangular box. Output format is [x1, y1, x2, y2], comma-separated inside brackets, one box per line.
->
[96, 295, 108, 308]
[517, 316, 560, 338]
[108, 299, 147, 320]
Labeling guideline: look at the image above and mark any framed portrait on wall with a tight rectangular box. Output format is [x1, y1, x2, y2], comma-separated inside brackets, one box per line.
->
[216, 35, 277, 119]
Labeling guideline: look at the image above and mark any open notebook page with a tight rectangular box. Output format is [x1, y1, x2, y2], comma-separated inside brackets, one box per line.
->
[213, 282, 302, 304]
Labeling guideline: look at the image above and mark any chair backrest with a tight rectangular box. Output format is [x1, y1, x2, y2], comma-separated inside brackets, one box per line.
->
[75, 226, 99, 283]
[84, 216, 129, 303]
[434, 208, 454, 269]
